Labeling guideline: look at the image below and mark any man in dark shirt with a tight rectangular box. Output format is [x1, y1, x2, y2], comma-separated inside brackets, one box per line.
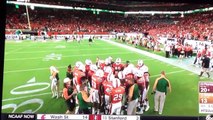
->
[199, 55, 210, 78]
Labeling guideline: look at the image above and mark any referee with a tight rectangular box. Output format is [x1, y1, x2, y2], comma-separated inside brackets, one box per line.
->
[199, 54, 210, 78]
[89, 37, 93, 45]
[152, 71, 171, 115]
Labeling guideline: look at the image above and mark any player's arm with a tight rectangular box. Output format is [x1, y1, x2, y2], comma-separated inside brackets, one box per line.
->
[100, 83, 105, 99]
[63, 88, 77, 100]
[152, 77, 161, 92]
[164, 77, 172, 93]
[82, 90, 94, 102]
[52, 71, 57, 78]
[109, 94, 112, 103]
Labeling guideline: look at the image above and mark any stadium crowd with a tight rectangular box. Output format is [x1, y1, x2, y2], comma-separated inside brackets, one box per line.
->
[6, 7, 213, 41]
[6, 6, 213, 69]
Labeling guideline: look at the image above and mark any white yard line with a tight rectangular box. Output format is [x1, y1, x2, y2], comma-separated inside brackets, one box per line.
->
[4, 58, 154, 74]
[5, 44, 34, 55]
[5, 48, 120, 54]
[2, 69, 185, 102]
[150, 70, 185, 78]
[4, 66, 66, 74]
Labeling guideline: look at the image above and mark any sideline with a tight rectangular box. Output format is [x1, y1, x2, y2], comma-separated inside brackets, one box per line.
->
[100, 39, 208, 76]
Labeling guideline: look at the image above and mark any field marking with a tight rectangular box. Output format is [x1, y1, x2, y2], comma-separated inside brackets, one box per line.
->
[4, 66, 67, 74]
[4, 47, 122, 54]
[2, 69, 185, 102]
[5, 41, 107, 47]
[5, 44, 34, 55]
[150, 70, 185, 78]
[2, 92, 52, 102]
[5, 47, 28, 55]
[4, 58, 154, 74]
[4, 52, 133, 61]
[189, 73, 195, 75]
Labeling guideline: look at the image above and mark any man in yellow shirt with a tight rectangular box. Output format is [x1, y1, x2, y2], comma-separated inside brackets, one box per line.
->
[152, 71, 171, 115]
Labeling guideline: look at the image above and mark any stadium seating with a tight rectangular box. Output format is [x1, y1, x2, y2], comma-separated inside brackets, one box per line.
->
[6, 6, 213, 41]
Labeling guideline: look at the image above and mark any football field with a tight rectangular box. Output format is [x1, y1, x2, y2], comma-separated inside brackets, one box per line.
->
[2, 39, 207, 116]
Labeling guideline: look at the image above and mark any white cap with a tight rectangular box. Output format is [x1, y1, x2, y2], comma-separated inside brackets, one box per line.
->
[63, 78, 70, 83]
[112, 78, 121, 88]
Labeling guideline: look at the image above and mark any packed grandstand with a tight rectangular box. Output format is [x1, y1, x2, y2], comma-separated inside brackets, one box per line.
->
[4, 0, 213, 116]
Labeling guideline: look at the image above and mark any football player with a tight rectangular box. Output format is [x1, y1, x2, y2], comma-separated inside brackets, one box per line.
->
[108, 56, 114, 66]
[99, 60, 106, 70]
[49, 66, 60, 98]
[103, 58, 113, 80]
[88, 64, 98, 87]
[113, 58, 124, 78]
[85, 59, 92, 79]
[135, 70, 146, 114]
[101, 73, 114, 114]
[91, 69, 104, 114]
[109, 78, 125, 115]
[143, 66, 150, 111]
[73, 64, 86, 92]
[137, 59, 149, 73]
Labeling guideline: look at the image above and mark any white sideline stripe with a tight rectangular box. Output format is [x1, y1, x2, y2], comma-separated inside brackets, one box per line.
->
[101, 39, 200, 75]
[5, 48, 120, 54]
[3, 58, 154, 74]
[2, 69, 184, 102]
[150, 70, 185, 78]
[189, 73, 195, 75]
[5, 52, 133, 61]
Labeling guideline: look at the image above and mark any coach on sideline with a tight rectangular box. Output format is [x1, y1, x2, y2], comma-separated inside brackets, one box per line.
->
[152, 71, 171, 115]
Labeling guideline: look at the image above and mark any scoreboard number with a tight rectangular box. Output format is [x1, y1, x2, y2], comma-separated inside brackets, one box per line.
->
[201, 98, 208, 104]
[199, 81, 213, 114]
[200, 87, 208, 93]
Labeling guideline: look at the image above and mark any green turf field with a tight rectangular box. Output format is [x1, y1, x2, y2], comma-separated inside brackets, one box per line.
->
[2, 39, 207, 116]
